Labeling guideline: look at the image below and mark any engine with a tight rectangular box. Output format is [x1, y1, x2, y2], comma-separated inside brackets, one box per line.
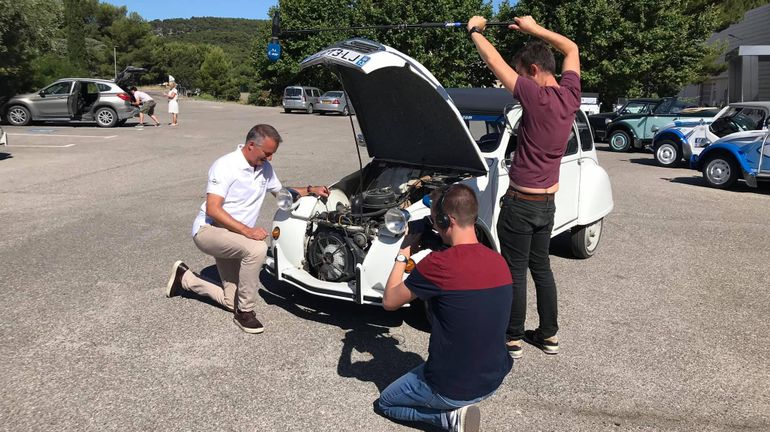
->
[305, 166, 462, 282]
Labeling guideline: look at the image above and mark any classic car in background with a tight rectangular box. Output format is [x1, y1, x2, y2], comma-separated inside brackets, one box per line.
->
[588, 98, 661, 142]
[264, 39, 614, 306]
[651, 102, 770, 167]
[602, 98, 719, 152]
[691, 129, 770, 189]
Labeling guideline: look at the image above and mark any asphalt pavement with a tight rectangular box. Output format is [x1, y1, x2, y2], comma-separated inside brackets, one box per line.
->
[0, 95, 768, 431]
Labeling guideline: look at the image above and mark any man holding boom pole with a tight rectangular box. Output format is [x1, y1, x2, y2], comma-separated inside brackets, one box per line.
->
[468, 15, 582, 358]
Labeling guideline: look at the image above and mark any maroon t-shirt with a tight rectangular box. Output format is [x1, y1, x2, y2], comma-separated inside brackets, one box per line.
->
[510, 71, 581, 189]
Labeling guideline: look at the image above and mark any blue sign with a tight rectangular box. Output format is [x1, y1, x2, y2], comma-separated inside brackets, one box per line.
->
[267, 40, 282, 62]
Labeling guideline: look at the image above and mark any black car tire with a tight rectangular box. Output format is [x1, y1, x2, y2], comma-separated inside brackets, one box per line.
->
[570, 219, 603, 259]
[342, 105, 350, 116]
[95, 107, 118, 128]
[306, 104, 314, 114]
[702, 154, 738, 189]
[654, 140, 682, 167]
[284, 108, 291, 113]
[608, 130, 632, 152]
[7, 105, 31, 126]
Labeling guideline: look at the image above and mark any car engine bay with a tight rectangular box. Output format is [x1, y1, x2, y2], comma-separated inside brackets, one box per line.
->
[305, 163, 464, 282]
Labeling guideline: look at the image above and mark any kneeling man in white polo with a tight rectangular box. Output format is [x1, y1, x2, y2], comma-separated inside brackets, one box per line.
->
[165, 124, 329, 333]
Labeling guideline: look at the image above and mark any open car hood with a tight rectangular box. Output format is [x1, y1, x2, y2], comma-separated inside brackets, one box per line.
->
[300, 39, 487, 176]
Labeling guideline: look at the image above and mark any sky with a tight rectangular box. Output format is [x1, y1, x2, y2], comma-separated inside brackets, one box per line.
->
[103, 0, 510, 21]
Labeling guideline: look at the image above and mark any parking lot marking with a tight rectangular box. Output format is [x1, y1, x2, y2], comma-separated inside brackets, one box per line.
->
[9, 133, 117, 139]
[10, 144, 77, 148]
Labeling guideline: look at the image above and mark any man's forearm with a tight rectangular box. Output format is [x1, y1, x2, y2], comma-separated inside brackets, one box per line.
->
[207, 206, 249, 235]
[529, 25, 578, 56]
[471, 33, 518, 90]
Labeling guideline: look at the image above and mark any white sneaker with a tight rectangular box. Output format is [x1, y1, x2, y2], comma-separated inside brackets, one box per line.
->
[452, 405, 480, 432]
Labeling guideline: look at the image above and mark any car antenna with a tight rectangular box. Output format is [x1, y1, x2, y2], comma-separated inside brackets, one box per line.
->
[266, 11, 514, 62]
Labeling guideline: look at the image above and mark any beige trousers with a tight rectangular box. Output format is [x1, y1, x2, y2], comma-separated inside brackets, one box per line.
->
[182, 224, 268, 312]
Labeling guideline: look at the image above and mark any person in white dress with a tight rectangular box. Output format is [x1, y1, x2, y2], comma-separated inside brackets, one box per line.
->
[166, 82, 179, 126]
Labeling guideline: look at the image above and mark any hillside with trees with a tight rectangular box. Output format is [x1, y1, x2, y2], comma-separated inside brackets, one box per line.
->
[1, 0, 766, 109]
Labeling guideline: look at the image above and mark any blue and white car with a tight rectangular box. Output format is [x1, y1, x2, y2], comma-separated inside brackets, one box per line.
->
[651, 102, 769, 167]
[691, 129, 770, 189]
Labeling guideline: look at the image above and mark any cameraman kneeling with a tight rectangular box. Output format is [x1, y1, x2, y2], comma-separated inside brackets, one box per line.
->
[379, 184, 513, 432]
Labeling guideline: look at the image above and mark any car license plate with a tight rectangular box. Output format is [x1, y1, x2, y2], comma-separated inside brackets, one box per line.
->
[322, 100, 332, 104]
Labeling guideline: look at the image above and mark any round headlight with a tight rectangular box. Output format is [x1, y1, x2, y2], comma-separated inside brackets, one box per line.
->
[605, 118, 612, 124]
[276, 188, 294, 211]
[384, 208, 410, 235]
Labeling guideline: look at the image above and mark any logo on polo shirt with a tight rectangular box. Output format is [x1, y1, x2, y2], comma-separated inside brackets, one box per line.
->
[211, 178, 219, 185]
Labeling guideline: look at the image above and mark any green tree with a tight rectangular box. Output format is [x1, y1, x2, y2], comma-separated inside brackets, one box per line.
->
[252, 0, 494, 105]
[493, 0, 723, 108]
[64, 0, 88, 71]
[151, 42, 209, 90]
[685, 0, 767, 31]
[199, 46, 240, 100]
[0, 0, 63, 101]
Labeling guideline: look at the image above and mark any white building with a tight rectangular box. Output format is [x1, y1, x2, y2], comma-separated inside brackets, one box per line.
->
[680, 3, 770, 106]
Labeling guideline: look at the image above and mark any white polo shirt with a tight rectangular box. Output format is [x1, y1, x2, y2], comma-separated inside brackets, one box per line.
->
[133, 91, 153, 103]
[192, 145, 283, 236]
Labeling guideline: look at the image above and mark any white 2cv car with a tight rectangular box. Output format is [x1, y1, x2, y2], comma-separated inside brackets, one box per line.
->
[264, 39, 614, 305]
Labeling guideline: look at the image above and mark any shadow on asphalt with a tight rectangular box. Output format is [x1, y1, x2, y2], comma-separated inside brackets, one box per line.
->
[664, 176, 770, 195]
[0, 152, 12, 161]
[625, 157, 660, 167]
[258, 272, 442, 431]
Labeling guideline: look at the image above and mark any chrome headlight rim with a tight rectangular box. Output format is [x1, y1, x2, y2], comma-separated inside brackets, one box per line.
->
[384, 208, 411, 236]
[276, 188, 295, 211]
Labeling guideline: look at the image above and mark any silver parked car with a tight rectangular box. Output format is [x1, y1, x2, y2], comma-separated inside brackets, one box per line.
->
[2, 66, 145, 128]
[282, 86, 322, 114]
[317, 91, 353, 116]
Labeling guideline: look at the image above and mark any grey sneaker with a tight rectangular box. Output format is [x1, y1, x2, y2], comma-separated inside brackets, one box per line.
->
[165, 260, 189, 298]
[453, 405, 481, 432]
[233, 310, 264, 334]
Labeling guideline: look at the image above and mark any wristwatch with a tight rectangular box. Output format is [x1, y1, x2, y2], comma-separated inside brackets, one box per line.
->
[468, 26, 483, 38]
[395, 254, 408, 263]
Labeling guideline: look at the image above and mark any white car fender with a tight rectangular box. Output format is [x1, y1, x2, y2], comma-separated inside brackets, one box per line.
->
[576, 158, 614, 226]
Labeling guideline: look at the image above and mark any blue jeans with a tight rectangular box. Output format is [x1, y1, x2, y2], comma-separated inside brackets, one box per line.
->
[378, 364, 494, 430]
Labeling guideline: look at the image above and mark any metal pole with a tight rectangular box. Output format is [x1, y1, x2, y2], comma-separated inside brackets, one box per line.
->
[113, 47, 117, 80]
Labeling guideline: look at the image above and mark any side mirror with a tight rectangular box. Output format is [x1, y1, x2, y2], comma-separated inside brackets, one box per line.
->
[651, 126, 659, 133]
[38, 91, 46, 97]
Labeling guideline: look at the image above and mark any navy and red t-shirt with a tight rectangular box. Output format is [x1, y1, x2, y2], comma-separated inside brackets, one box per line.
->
[510, 70, 582, 189]
[404, 243, 513, 400]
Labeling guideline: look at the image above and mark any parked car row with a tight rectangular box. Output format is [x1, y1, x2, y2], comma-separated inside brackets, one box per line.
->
[589, 97, 719, 152]
[282, 86, 353, 115]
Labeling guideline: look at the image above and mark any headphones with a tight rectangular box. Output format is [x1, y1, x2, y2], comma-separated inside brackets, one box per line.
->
[434, 186, 451, 230]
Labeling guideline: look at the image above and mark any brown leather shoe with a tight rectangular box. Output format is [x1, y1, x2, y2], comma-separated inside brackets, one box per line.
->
[165, 260, 189, 298]
[233, 310, 264, 334]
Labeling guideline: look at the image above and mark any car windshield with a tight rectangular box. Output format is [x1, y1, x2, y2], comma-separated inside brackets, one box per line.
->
[323, 92, 343, 98]
[709, 107, 767, 137]
[284, 88, 302, 96]
[620, 102, 650, 114]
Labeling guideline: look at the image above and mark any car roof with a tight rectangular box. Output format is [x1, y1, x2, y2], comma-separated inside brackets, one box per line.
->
[54, 78, 117, 84]
[446, 88, 519, 116]
[728, 101, 770, 110]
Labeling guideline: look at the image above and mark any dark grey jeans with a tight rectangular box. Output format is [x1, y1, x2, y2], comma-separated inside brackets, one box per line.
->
[497, 195, 559, 340]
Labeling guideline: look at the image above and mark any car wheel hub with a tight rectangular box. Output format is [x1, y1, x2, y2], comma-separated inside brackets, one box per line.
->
[657, 144, 676, 164]
[611, 134, 626, 149]
[10, 109, 27, 123]
[585, 220, 602, 252]
[707, 160, 730, 184]
[98, 110, 113, 124]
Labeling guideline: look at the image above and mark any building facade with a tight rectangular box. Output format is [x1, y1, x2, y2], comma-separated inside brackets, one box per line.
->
[680, 4, 770, 106]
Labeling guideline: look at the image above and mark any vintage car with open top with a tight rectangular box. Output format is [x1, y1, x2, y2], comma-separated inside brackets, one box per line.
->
[263, 39, 614, 305]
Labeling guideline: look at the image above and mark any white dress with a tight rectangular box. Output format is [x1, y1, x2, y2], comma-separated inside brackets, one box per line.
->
[168, 88, 179, 114]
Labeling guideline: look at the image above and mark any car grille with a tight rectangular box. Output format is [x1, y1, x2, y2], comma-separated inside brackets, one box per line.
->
[335, 39, 385, 54]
